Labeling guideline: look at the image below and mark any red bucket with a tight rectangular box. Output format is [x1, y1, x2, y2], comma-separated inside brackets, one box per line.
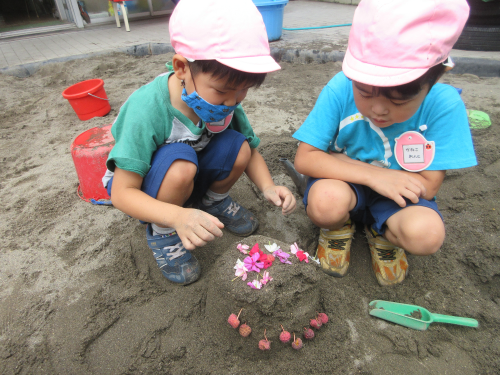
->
[62, 79, 111, 121]
[71, 124, 114, 203]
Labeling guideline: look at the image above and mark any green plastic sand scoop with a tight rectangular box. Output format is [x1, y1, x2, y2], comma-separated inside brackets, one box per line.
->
[369, 300, 479, 331]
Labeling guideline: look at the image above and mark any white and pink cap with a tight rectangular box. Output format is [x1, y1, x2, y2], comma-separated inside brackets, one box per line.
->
[169, 0, 281, 73]
[342, 0, 469, 87]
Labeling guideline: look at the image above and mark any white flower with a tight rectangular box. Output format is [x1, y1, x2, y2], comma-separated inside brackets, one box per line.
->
[264, 242, 280, 253]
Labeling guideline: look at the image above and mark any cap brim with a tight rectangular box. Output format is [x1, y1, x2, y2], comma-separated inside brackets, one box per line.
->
[342, 48, 428, 87]
[217, 55, 281, 73]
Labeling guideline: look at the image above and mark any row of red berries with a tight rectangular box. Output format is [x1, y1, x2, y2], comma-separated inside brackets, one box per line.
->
[227, 308, 329, 350]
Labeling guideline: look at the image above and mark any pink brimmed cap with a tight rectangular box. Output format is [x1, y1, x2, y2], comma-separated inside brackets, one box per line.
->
[169, 0, 281, 73]
[343, 0, 469, 87]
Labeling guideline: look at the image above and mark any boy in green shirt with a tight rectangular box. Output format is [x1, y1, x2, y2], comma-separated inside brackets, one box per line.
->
[103, 0, 296, 285]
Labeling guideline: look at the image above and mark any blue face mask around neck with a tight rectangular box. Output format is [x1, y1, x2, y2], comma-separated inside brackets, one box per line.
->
[181, 88, 239, 128]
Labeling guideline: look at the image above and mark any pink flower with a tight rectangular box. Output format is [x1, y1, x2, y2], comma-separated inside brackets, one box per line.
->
[290, 242, 300, 254]
[234, 259, 248, 280]
[237, 243, 249, 254]
[243, 253, 264, 272]
[247, 280, 262, 289]
[261, 271, 273, 285]
[274, 249, 292, 264]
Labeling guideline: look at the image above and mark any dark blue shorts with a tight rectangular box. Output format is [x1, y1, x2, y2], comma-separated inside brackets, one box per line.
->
[303, 177, 443, 235]
[107, 129, 247, 206]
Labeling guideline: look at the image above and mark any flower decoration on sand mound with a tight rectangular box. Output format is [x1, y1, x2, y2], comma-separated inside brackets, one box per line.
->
[234, 241, 309, 289]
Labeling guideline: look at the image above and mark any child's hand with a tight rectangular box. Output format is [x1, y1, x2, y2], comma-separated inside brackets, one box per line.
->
[263, 186, 297, 215]
[370, 169, 427, 207]
[173, 208, 224, 250]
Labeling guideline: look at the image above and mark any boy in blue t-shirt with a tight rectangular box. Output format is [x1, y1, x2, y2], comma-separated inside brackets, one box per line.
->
[293, 0, 476, 286]
[104, 0, 296, 285]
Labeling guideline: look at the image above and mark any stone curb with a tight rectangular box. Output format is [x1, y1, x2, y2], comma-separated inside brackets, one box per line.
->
[1, 42, 499, 78]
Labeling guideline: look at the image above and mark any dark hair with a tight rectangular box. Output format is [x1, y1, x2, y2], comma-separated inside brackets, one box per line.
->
[376, 63, 447, 100]
[188, 60, 267, 88]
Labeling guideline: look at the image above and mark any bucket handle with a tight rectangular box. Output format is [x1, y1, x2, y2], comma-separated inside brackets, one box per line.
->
[88, 93, 110, 101]
[77, 185, 113, 206]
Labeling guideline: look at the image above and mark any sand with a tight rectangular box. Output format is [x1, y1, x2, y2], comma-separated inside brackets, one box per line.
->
[0, 52, 499, 374]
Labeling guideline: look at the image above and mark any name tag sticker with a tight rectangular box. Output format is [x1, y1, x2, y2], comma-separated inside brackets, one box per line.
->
[394, 131, 435, 172]
[403, 144, 424, 163]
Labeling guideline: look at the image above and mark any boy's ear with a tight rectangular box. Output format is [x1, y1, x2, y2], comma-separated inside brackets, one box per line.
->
[172, 54, 190, 80]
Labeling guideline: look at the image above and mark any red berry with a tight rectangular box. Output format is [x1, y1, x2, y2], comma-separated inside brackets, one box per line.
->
[317, 312, 329, 325]
[303, 327, 315, 340]
[228, 308, 243, 329]
[239, 323, 252, 337]
[291, 333, 303, 350]
[258, 329, 271, 350]
[310, 318, 322, 330]
[280, 331, 291, 343]
[258, 339, 271, 350]
[228, 314, 240, 329]
[279, 325, 291, 343]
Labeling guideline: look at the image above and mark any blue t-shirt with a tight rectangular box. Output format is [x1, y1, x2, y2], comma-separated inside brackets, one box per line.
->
[293, 72, 477, 171]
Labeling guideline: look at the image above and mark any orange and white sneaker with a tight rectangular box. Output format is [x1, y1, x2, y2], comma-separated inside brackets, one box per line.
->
[316, 220, 356, 277]
[365, 226, 409, 286]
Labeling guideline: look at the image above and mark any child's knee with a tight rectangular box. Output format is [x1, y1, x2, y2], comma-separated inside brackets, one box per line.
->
[401, 218, 445, 255]
[307, 183, 353, 226]
[166, 159, 197, 187]
[234, 141, 251, 169]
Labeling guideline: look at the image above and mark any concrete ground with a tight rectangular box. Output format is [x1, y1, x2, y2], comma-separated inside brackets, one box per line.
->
[0, 1, 499, 75]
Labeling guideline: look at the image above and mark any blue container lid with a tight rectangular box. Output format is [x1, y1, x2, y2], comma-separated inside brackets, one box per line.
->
[252, 0, 288, 7]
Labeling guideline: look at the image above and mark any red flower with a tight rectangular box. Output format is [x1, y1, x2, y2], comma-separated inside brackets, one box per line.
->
[258, 251, 267, 262]
[263, 260, 273, 269]
[262, 254, 275, 269]
[249, 243, 260, 256]
[296, 250, 308, 262]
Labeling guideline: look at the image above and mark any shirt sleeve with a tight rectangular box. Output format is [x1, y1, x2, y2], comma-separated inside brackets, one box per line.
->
[421, 85, 477, 170]
[230, 105, 260, 149]
[106, 82, 169, 177]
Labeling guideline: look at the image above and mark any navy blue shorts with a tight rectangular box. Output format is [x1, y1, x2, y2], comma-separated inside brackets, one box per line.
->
[303, 177, 443, 235]
[107, 129, 247, 206]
